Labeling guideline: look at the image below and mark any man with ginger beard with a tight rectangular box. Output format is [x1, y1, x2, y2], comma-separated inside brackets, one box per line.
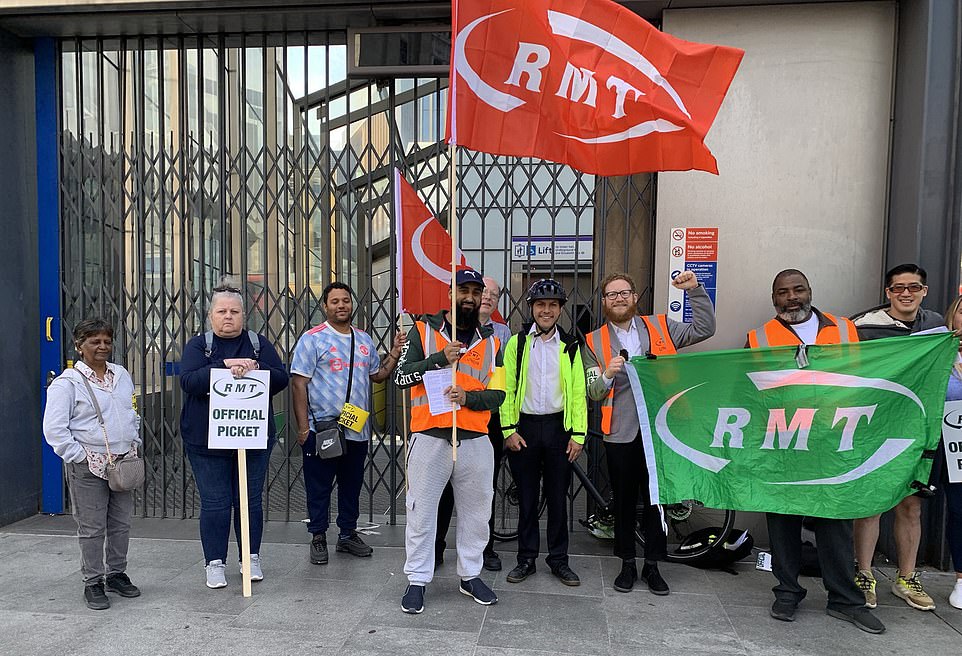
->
[745, 269, 885, 634]
[583, 271, 715, 595]
[395, 267, 506, 613]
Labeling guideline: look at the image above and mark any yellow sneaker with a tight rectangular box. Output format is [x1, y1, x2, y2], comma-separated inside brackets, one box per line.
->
[855, 569, 877, 608]
[892, 571, 935, 610]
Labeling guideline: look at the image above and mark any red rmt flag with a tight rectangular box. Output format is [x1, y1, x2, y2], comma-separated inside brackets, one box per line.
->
[446, 0, 744, 175]
[394, 168, 468, 315]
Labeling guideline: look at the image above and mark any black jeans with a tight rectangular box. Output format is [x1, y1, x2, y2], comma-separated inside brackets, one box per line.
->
[436, 413, 503, 557]
[604, 436, 666, 561]
[767, 513, 864, 611]
[302, 434, 368, 538]
[507, 412, 570, 568]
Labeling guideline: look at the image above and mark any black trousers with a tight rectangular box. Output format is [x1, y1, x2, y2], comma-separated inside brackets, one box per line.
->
[766, 513, 864, 611]
[506, 412, 570, 568]
[605, 436, 666, 561]
[435, 413, 503, 557]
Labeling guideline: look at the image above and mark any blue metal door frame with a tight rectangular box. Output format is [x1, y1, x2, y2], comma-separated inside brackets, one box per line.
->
[36, 37, 64, 514]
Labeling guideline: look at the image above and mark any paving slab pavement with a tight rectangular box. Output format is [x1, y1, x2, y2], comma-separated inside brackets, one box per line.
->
[1, 515, 960, 655]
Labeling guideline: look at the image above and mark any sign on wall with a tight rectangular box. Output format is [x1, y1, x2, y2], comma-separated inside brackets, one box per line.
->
[511, 236, 592, 262]
[208, 369, 271, 450]
[668, 227, 718, 322]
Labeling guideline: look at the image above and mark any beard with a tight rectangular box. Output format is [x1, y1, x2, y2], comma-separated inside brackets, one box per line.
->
[604, 303, 636, 324]
[776, 302, 812, 324]
[456, 303, 480, 328]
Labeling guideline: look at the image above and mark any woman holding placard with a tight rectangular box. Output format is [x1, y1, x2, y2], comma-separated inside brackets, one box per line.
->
[180, 283, 289, 589]
[942, 296, 962, 609]
[43, 317, 143, 610]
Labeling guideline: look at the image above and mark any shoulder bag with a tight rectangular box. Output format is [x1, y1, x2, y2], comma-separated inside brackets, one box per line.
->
[79, 372, 146, 492]
[311, 327, 355, 459]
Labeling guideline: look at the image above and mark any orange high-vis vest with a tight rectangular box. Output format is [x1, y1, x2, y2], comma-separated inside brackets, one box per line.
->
[585, 316, 677, 435]
[746, 312, 858, 348]
[409, 321, 499, 433]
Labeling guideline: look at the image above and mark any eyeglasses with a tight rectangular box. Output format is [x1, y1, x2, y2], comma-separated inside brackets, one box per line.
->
[603, 289, 635, 300]
[481, 290, 500, 300]
[887, 283, 925, 294]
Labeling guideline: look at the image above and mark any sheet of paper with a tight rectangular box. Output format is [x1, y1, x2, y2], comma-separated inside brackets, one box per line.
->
[423, 369, 460, 416]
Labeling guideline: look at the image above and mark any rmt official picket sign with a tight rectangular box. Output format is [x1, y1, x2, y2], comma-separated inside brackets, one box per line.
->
[208, 369, 271, 450]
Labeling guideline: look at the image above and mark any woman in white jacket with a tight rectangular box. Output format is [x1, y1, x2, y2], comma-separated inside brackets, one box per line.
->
[43, 318, 142, 610]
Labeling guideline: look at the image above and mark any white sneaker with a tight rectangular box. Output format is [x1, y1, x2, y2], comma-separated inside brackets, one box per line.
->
[950, 579, 962, 609]
[240, 554, 264, 582]
[205, 559, 227, 589]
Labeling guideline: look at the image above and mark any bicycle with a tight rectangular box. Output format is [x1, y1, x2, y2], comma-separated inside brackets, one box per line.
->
[573, 456, 736, 562]
[492, 431, 735, 561]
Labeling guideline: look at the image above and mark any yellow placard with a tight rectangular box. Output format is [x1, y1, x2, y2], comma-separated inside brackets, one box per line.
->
[338, 402, 370, 432]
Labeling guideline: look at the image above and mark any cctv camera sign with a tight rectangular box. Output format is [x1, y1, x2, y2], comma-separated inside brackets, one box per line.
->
[628, 334, 956, 519]
[668, 227, 717, 322]
[208, 369, 271, 449]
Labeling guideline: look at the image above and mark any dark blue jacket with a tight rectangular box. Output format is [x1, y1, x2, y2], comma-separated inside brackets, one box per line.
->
[179, 332, 289, 455]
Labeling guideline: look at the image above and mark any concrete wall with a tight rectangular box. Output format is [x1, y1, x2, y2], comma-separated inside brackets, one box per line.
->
[656, 1, 896, 350]
[0, 29, 40, 526]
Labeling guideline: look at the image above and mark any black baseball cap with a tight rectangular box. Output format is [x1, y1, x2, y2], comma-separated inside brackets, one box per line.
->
[455, 267, 484, 287]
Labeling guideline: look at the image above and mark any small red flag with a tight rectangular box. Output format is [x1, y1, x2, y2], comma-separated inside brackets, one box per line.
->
[447, 0, 744, 175]
[394, 168, 467, 315]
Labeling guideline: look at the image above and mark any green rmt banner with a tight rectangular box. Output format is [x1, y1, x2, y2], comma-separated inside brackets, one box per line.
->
[627, 333, 957, 519]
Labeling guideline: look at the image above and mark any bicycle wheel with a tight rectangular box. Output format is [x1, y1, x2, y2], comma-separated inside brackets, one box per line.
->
[634, 501, 736, 562]
[491, 462, 548, 542]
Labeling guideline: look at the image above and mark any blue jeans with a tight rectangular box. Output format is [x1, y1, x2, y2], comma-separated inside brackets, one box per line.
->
[185, 443, 272, 564]
[301, 433, 367, 537]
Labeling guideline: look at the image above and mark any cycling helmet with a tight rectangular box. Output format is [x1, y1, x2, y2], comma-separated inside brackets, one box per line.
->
[525, 278, 568, 306]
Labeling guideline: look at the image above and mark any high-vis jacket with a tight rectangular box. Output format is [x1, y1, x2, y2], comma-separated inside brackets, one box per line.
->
[395, 310, 505, 435]
[584, 316, 676, 435]
[746, 310, 858, 348]
[500, 326, 588, 443]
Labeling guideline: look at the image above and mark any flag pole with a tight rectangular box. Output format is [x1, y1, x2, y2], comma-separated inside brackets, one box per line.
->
[449, 143, 459, 463]
[399, 312, 411, 492]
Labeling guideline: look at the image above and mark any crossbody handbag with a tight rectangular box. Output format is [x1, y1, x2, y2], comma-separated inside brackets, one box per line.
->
[310, 327, 355, 459]
[78, 372, 145, 492]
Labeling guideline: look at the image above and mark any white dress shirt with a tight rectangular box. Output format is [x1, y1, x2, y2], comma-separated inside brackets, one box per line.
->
[601, 320, 641, 387]
[520, 325, 565, 415]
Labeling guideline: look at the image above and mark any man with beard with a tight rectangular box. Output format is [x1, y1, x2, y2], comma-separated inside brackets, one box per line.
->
[435, 275, 510, 572]
[291, 282, 405, 565]
[584, 270, 715, 595]
[395, 267, 506, 614]
[745, 269, 885, 634]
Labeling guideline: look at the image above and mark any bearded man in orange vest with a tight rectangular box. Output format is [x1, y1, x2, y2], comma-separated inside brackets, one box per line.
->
[745, 268, 885, 635]
[583, 270, 715, 595]
[394, 267, 505, 614]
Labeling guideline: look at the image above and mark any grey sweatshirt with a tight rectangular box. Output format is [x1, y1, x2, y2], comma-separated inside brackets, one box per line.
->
[583, 284, 716, 443]
[42, 365, 141, 463]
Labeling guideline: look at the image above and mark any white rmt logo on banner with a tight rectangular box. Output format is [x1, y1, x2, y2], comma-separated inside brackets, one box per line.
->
[208, 369, 271, 450]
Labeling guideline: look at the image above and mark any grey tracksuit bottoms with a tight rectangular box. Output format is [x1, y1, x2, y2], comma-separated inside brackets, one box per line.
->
[404, 433, 494, 584]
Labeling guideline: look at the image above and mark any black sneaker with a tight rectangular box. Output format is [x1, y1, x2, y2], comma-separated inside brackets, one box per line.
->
[310, 534, 328, 565]
[770, 600, 797, 622]
[105, 572, 141, 598]
[613, 561, 637, 593]
[401, 584, 425, 614]
[640, 562, 669, 596]
[483, 550, 502, 572]
[84, 582, 110, 610]
[506, 560, 536, 583]
[551, 563, 581, 587]
[459, 577, 498, 605]
[827, 607, 886, 634]
[336, 532, 374, 557]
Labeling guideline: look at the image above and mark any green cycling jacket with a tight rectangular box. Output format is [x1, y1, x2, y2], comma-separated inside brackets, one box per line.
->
[500, 326, 588, 444]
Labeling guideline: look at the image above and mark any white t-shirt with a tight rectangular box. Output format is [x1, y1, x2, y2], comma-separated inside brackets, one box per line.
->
[790, 313, 820, 345]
